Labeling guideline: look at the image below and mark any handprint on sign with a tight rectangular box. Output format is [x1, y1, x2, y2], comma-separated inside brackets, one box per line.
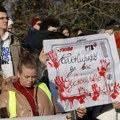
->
[109, 82, 120, 99]
[114, 32, 120, 48]
[91, 84, 100, 101]
[54, 76, 70, 105]
[54, 76, 68, 92]
[79, 94, 86, 104]
[97, 60, 110, 77]
[54, 76, 87, 108]
[48, 50, 59, 69]
[78, 87, 88, 103]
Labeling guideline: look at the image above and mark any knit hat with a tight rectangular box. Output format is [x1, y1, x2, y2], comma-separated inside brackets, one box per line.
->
[31, 18, 41, 27]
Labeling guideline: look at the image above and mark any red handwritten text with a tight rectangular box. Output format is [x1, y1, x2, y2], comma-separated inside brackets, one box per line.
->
[59, 47, 73, 52]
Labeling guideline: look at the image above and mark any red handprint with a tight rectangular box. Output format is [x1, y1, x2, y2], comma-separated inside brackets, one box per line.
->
[54, 76, 68, 92]
[54, 76, 71, 105]
[114, 32, 120, 48]
[48, 50, 59, 69]
[109, 82, 120, 99]
[79, 95, 86, 104]
[54, 76, 88, 107]
[97, 60, 110, 77]
[78, 87, 87, 104]
[91, 84, 100, 101]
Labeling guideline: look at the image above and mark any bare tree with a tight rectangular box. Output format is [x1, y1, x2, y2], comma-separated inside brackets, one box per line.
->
[2, 0, 120, 39]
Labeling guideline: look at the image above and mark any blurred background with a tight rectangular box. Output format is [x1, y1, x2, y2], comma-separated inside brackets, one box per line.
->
[1, 0, 120, 40]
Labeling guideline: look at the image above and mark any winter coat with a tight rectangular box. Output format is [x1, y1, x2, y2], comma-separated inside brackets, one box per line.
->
[0, 32, 20, 76]
[0, 79, 56, 117]
[10, 33, 20, 75]
[0, 32, 20, 91]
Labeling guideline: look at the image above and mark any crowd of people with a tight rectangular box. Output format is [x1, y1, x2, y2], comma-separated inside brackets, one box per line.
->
[0, 5, 120, 120]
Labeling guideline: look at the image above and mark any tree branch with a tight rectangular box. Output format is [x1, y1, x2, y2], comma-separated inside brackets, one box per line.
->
[57, 0, 97, 18]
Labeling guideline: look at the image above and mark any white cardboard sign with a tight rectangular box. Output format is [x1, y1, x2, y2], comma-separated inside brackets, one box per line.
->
[43, 33, 120, 112]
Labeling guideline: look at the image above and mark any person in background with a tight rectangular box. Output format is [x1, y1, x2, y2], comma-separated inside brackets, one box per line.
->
[23, 18, 41, 53]
[7, 18, 13, 32]
[105, 20, 120, 31]
[0, 6, 7, 37]
[0, 5, 8, 92]
[103, 20, 120, 36]
[24, 18, 60, 53]
[34, 32, 67, 89]
[59, 24, 71, 37]
[0, 6, 20, 79]
[7, 18, 14, 32]
[31, 18, 41, 30]
[71, 28, 83, 37]
[40, 18, 60, 32]
[31, 31, 87, 119]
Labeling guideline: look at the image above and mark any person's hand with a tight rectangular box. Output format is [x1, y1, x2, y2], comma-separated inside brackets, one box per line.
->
[105, 29, 114, 35]
[1, 76, 18, 89]
[66, 112, 72, 120]
[5, 76, 18, 83]
[112, 101, 120, 109]
[39, 49, 48, 66]
[66, 108, 87, 120]
[76, 107, 87, 118]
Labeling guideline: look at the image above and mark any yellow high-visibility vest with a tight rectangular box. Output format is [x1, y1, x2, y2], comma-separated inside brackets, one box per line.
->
[8, 91, 16, 118]
[8, 83, 52, 118]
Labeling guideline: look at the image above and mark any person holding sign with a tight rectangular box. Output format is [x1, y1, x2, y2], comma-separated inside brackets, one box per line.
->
[36, 32, 88, 119]
[0, 50, 87, 119]
[39, 46, 88, 120]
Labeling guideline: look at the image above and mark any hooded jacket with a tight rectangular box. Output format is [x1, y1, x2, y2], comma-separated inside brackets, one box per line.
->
[0, 79, 56, 117]
[0, 31, 20, 78]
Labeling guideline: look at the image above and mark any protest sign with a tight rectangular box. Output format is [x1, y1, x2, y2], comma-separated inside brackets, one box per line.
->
[43, 33, 120, 112]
